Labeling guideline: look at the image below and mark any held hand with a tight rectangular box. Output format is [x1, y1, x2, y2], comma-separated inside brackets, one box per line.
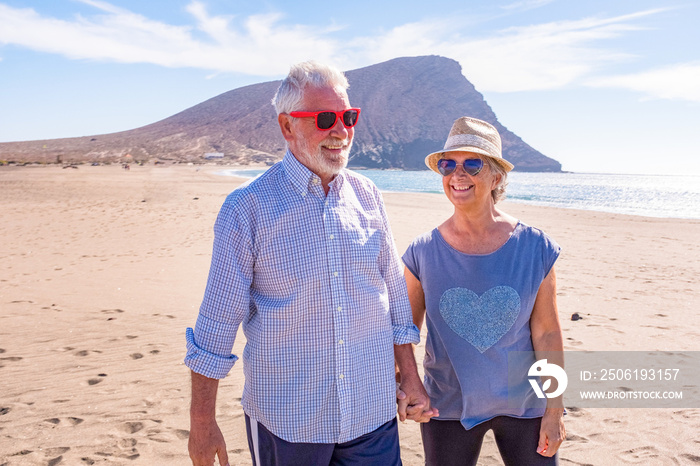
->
[537, 408, 565, 457]
[189, 418, 229, 466]
[396, 377, 439, 423]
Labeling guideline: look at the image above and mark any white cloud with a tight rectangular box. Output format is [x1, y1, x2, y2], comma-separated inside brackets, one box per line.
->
[0, 2, 340, 75]
[0, 1, 688, 99]
[349, 10, 667, 92]
[500, 0, 556, 11]
[586, 63, 700, 103]
[73, 0, 131, 15]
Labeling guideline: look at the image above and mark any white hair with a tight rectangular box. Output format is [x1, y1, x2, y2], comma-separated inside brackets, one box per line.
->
[272, 61, 349, 115]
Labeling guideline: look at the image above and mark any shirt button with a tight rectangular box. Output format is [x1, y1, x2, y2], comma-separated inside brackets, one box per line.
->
[337, 306, 342, 312]
[329, 234, 334, 240]
[333, 271, 339, 277]
[338, 339, 344, 345]
[339, 374, 345, 379]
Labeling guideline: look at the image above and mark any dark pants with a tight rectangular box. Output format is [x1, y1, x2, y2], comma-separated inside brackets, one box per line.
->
[245, 414, 402, 466]
[421, 416, 558, 466]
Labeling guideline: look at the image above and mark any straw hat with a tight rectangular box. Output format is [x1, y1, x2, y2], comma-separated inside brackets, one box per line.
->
[425, 117, 514, 173]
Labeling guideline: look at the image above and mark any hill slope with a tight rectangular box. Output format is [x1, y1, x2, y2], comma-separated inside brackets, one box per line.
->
[0, 56, 561, 171]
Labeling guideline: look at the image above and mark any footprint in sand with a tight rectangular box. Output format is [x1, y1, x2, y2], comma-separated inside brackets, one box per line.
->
[0, 407, 10, 415]
[558, 460, 593, 466]
[122, 422, 144, 434]
[130, 353, 144, 360]
[565, 433, 590, 443]
[564, 406, 585, 417]
[680, 454, 700, 462]
[45, 447, 70, 455]
[87, 378, 103, 386]
[1, 356, 23, 362]
[119, 438, 140, 460]
[47, 456, 63, 466]
[618, 445, 659, 460]
[94, 437, 140, 460]
[673, 409, 700, 420]
[565, 337, 583, 347]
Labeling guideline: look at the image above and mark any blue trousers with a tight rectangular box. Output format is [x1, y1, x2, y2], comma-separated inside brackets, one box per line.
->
[245, 414, 402, 466]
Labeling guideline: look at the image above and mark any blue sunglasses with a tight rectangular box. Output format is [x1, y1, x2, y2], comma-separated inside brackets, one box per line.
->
[437, 158, 484, 176]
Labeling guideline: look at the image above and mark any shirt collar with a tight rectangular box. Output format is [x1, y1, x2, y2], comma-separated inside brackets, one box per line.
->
[282, 149, 346, 197]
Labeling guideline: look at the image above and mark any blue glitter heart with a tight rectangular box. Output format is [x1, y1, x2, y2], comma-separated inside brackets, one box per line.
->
[439, 286, 521, 353]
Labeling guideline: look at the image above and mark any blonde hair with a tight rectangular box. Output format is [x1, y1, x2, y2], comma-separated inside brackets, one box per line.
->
[483, 156, 508, 203]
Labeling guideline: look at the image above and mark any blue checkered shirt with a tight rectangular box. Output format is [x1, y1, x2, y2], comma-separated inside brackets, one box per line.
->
[185, 151, 419, 443]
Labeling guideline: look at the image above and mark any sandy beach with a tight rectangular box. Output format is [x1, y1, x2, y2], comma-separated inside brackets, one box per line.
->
[1, 164, 699, 465]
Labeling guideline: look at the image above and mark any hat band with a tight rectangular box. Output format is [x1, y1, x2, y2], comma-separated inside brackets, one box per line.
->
[443, 134, 500, 158]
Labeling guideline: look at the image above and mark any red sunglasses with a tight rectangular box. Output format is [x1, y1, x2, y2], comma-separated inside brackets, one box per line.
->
[289, 108, 361, 130]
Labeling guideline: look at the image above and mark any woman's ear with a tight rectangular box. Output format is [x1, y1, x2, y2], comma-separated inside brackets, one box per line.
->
[491, 171, 502, 190]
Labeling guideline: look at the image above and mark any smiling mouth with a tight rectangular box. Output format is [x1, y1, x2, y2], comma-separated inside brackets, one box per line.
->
[321, 139, 348, 151]
[451, 184, 473, 192]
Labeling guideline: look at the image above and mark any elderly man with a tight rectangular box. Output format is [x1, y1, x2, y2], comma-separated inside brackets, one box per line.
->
[185, 61, 436, 466]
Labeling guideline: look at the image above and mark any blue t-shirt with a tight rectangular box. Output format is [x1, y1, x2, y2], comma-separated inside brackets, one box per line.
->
[402, 221, 560, 429]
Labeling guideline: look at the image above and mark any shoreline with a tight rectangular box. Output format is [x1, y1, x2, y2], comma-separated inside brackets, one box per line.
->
[214, 165, 700, 221]
[1, 164, 698, 465]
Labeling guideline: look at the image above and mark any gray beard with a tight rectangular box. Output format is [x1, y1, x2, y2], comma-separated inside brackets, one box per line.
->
[297, 137, 352, 179]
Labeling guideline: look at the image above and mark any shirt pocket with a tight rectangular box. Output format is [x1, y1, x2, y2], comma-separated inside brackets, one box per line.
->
[343, 215, 385, 276]
[253, 225, 324, 294]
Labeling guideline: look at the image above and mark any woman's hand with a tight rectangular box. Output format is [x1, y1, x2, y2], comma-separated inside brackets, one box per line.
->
[537, 407, 565, 457]
[531, 267, 566, 457]
[395, 377, 439, 423]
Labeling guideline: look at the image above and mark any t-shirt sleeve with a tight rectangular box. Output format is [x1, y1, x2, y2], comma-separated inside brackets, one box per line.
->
[402, 241, 420, 281]
[541, 232, 561, 277]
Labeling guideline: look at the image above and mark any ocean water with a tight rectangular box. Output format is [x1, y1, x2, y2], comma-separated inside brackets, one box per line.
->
[220, 168, 700, 220]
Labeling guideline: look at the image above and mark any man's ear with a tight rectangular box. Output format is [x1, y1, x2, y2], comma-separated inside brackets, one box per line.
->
[278, 113, 294, 141]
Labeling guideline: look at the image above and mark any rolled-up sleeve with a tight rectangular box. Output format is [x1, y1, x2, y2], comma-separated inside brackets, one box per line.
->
[375, 190, 420, 346]
[184, 194, 255, 379]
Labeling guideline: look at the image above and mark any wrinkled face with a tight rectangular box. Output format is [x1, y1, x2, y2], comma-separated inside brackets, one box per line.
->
[287, 85, 354, 179]
[440, 151, 499, 208]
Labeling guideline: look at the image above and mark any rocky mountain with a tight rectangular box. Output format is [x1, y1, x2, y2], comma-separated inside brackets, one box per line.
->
[0, 56, 561, 171]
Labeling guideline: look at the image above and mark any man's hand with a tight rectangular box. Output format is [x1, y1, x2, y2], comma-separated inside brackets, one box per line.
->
[189, 418, 229, 466]
[189, 371, 229, 465]
[394, 344, 438, 423]
[396, 375, 438, 423]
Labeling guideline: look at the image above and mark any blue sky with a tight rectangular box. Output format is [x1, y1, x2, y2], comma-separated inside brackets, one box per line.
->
[1, 1, 699, 174]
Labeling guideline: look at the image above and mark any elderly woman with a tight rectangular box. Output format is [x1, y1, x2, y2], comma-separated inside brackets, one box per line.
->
[402, 117, 565, 465]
